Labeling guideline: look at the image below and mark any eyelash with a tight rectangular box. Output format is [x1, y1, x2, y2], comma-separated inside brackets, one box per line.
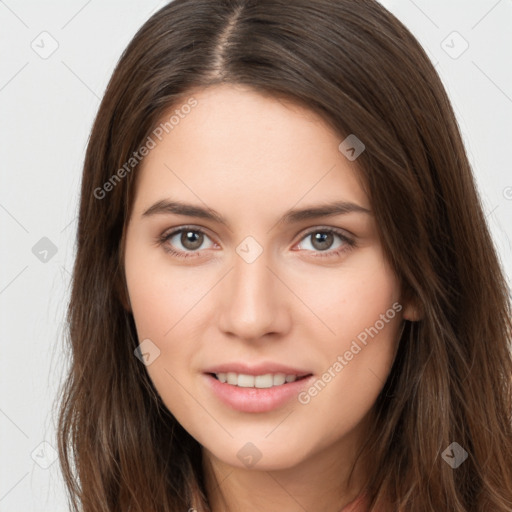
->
[157, 225, 356, 260]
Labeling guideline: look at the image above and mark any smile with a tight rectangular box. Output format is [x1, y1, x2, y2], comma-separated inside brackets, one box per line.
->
[212, 372, 311, 388]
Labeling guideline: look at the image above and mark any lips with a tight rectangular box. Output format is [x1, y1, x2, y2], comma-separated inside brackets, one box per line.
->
[203, 362, 312, 377]
[203, 372, 315, 413]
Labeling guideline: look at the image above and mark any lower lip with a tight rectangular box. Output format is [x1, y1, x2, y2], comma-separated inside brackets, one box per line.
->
[203, 373, 314, 413]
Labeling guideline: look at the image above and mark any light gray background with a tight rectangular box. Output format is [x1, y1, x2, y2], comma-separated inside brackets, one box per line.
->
[1, 1, 511, 510]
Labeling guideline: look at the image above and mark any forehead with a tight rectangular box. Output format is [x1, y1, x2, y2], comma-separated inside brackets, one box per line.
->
[131, 84, 370, 218]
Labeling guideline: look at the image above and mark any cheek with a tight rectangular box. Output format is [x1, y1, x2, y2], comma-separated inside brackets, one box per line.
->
[124, 254, 200, 425]
[124, 246, 186, 397]
[124, 235, 196, 340]
[296, 248, 401, 345]
[293, 249, 402, 409]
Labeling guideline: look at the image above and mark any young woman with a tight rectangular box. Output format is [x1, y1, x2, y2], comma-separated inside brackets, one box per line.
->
[56, 1, 512, 511]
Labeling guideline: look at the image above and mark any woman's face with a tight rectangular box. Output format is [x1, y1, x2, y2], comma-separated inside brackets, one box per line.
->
[123, 83, 409, 472]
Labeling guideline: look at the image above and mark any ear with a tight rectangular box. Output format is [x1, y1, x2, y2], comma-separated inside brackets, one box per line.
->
[402, 296, 422, 322]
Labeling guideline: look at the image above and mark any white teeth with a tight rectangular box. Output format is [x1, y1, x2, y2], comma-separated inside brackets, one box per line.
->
[273, 373, 286, 386]
[254, 374, 273, 388]
[214, 372, 300, 388]
[238, 374, 255, 387]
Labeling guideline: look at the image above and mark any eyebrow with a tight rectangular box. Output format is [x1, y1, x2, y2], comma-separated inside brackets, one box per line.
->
[141, 199, 371, 227]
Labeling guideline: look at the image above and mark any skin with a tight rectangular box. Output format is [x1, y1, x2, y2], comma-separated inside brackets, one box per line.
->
[123, 83, 417, 512]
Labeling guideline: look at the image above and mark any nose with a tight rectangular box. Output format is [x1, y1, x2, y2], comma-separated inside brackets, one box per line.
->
[217, 246, 291, 342]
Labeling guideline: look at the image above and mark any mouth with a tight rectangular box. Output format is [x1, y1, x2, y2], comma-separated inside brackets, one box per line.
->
[204, 370, 316, 412]
[207, 372, 313, 389]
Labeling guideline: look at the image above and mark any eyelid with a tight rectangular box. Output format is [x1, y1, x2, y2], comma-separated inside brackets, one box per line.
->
[295, 225, 354, 242]
[161, 223, 214, 237]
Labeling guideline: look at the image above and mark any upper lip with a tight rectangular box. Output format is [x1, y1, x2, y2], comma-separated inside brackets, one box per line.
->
[203, 362, 313, 377]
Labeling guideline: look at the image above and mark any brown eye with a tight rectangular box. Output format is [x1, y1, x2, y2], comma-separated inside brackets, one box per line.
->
[295, 228, 355, 258]
[179, 230, 204, 250]
[159, 227, 215, 258]
[310, 231, 335, 251]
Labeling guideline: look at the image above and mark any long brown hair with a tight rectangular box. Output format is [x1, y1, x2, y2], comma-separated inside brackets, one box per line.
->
[56, 0, 512, 510]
